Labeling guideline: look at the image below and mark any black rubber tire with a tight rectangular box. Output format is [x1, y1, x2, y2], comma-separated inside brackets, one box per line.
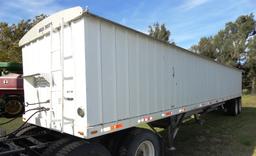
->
[227, 99, 239, 116]
[4, 97, 24, 118]
[56, 141, 111, 156]
[42, 138, 75, 156]
[238, 98, 242, 114]
[118, 128, 161, 156]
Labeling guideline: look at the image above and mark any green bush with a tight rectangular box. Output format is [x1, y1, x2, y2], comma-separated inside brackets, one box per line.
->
[242, 89, 250, 95]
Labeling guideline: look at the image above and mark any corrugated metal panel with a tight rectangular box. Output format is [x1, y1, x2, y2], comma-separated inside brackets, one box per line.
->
[115, 27, 130, 120]
[84, 15, 242, 127]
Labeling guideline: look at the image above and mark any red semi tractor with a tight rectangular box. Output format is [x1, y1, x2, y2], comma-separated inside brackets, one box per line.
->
[0, 62, 24, 117]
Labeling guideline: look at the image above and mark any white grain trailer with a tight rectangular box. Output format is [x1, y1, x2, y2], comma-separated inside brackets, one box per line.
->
[0, 6, 242, 156]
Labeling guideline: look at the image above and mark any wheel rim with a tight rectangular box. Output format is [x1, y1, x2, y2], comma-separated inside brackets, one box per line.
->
[135, 140, 155, 156]
[5, 100, 22, 115]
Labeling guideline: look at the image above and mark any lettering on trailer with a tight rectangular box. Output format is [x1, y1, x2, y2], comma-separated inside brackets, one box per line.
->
[39, 22, 52, 33]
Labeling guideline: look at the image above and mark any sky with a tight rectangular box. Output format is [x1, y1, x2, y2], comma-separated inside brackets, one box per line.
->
[0, 0, 255, 49]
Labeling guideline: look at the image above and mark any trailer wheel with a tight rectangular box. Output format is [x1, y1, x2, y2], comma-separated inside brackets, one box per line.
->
[119, 128, 161, 156]
[56, 141, 111, 156]
[227, 99, 239, 116]
[238, 98, 242, 114]
[4, 97, 24, 118]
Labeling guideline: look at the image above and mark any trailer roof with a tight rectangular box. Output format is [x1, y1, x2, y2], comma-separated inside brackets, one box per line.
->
[19, 6, 242, 72]
[19, 6, 83, 47]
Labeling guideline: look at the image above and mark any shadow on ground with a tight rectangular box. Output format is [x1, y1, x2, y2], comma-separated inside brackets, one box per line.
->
[163, 107, 256, 156]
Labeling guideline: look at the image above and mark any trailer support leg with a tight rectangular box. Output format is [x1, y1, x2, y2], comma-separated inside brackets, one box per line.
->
[167, 113, 185, 155]
[147, 123, 166, 156]
[194, 114, 204, 125]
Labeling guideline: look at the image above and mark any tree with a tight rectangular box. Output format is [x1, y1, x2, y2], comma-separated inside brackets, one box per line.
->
[246, 37, 256, 94]
[0, 14, 47, 63]
[190, 37, 216, 59]
[31, 14, 48, 27]
[191, 14, 256, 94]
[148, 23, 172, 43]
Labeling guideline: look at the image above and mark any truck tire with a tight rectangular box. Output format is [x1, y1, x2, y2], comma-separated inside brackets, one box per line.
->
[56, 141, 111, 156]
[238, 98, 242, 114]
[119, 128, 161, 156]
[4, 97, 24, 118]
[227, 99, 239, 116]
[42, 138, 74, 156]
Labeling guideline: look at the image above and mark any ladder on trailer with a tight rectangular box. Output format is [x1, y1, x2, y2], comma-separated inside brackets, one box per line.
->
[49, 19, 74, 134]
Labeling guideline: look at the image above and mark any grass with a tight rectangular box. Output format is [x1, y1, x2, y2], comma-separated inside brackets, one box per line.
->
[173, 95, 256, 156]
[0, 117, 23, 134]
[0, 95, 256, 156]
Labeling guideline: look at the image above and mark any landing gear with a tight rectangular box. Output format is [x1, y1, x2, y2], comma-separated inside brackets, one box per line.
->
[147, 113, 185, 156]
[166, 114, 185, 154]
[194, 114, 205, 125]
